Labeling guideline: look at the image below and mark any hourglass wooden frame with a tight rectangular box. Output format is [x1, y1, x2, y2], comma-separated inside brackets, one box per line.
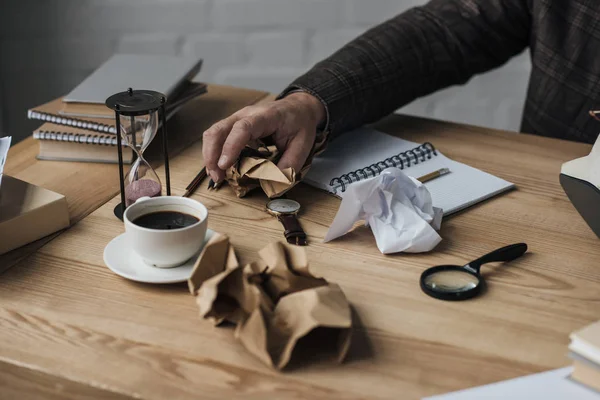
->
[106, 88, 171, 220]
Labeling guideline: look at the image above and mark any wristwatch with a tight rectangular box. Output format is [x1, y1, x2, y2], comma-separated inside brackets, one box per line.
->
[266, 199, 308, 246]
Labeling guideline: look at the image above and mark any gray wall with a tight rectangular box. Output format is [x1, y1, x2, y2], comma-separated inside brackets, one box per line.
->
[0, 0, 531, 144]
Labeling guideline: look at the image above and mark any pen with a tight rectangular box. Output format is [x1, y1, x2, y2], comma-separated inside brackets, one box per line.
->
[417, 168, 450, 183]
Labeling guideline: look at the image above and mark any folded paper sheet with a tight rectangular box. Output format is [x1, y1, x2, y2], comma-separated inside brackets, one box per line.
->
[225, 133, 328, 198]
[0, 136, 11, 189]
[188, 234, 352, 370]
[324, 167, 443, 254]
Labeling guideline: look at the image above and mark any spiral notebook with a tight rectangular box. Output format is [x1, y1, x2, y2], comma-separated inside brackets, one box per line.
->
[304, 127, 515, 215]
[33, 123, 133, 163]
[27, 81, 207, 133]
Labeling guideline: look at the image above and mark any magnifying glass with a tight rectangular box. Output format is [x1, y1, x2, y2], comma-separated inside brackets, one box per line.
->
[420, 243, 528, 301]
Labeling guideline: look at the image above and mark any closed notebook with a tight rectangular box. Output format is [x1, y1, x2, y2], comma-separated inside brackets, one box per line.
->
[63, 54, 202, 104]
[571, 357, 600, 392]
[28, 81, 207, 132]
[60, 80, 207, 119]
[33, 123, 133, 164]
[570, 321, 600, 365]
[29, 97, 116, 133]
[304, 127, 515, 215]
[569, 321, 600, 392]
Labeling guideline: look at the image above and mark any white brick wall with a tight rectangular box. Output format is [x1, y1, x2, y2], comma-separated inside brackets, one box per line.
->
[211, 0, 348, 29]
[182, 33, 246, 80]
[0, 0, 531, 143]
[117, 34, 183, 56]
[246, 32, 305, 67]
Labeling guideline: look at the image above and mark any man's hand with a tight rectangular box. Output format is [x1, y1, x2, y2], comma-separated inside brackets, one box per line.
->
[202, 92, 326, 183]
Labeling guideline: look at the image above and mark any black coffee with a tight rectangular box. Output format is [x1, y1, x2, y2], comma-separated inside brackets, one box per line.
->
[133, 211, 199, 230]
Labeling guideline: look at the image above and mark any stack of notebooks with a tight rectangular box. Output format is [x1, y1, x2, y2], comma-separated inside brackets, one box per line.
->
[570, 320, 600, 393]
[28, 54, 207, 163]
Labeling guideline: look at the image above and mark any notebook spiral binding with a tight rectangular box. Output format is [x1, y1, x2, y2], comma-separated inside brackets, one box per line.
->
[27, 110, 117, 134]
[33, 131, 121, 146]
[329, 142, 438, 193]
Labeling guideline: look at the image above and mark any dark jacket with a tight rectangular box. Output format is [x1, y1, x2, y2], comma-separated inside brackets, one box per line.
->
[281, 0, 599, 144]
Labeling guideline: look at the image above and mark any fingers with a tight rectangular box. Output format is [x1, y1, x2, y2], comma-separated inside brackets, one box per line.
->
[218, 114, 268, 170]
[202, 114, 240, 182]
[277, 130, 315, 174]
[203, 100, 314, 184]
[204, 106, 282, 181]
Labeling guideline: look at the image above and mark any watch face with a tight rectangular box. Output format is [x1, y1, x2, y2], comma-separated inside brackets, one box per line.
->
[266, 199, 301, 214]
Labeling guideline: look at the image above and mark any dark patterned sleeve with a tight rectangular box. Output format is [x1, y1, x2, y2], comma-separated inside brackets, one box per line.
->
[279, 0, 531, 138]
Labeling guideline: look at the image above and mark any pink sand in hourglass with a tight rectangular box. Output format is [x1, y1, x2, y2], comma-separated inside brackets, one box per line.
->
[125, 179, 162, 206]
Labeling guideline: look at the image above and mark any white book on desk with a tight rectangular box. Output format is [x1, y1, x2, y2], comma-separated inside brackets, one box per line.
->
[304, 127, 515, 215]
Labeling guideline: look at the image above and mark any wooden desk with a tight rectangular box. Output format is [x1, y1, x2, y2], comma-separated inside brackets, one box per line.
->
[1, 96, 599, 399]
[0, 85, 269, 273]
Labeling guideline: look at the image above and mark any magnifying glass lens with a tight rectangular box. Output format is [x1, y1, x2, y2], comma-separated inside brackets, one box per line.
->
[423, 270, 479, 293]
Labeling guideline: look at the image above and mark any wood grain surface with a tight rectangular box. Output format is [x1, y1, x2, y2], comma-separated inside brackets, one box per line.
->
[1, 94, 599, 399]
[0, 85, 268, 274]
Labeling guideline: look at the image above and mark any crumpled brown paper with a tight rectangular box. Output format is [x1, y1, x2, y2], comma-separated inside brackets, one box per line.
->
[188, 234, 352, 370]
[225, 133, 328, 198]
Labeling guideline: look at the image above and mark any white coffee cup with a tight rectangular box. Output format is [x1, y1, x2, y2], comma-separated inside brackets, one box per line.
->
[123, 196, 208, 268]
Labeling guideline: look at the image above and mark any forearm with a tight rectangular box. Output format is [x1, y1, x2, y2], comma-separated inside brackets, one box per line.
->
[281, 0, 530, 137]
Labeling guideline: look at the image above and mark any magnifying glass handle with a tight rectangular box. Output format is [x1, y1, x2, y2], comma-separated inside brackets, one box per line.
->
[467, 243, 528, 273]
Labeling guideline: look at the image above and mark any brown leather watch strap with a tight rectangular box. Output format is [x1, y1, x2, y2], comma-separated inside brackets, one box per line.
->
[277, 214, 308, 246]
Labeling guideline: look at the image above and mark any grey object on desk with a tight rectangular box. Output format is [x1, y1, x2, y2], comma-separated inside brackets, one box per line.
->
[64, 54, 202, 104]
[560, 174, 600, 238]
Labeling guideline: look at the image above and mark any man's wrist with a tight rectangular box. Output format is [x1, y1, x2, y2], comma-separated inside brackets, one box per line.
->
[281, 91, 327, 131]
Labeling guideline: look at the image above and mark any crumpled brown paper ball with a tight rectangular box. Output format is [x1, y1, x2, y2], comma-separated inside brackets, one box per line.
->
[225, 132, 328, 198]
[188, 234, 352, 370]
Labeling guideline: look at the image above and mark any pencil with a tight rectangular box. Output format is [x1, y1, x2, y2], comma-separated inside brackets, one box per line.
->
[417, 168, 450, 183]
[185, 167, 207, 190]
[207, 179, 224, 191]
[183, 167, 207, 198]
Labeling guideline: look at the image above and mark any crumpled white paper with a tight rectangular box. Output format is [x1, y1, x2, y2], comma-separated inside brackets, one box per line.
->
[324, 167, 443, 254]
[0, 136, 11, 189]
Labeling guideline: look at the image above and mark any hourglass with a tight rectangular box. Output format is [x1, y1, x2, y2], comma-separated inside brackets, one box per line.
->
[106, 89, 171, 219]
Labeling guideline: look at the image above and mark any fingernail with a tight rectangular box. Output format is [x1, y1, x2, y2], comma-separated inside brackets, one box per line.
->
[217, 155, 229, 169]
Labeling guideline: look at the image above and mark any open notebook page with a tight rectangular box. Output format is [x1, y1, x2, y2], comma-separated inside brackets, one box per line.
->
[304, 127, 418, 191]
[304, 127, 514, 215]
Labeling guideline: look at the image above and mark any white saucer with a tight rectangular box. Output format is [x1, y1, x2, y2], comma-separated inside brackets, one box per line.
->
[103, 229, 215, 284]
